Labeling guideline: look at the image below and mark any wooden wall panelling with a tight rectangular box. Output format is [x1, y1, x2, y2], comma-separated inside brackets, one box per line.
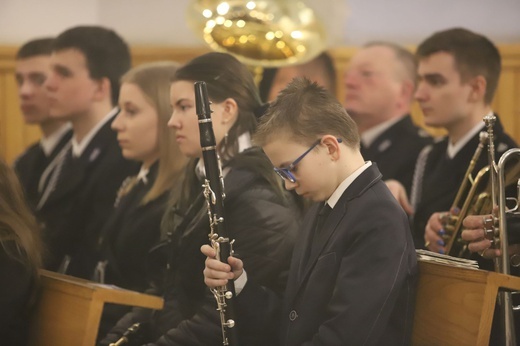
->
[4, 70, 41, 163]
[0, 72, 6, 159]
[494, 68, 517, 140]
[1, 45, 520, 163]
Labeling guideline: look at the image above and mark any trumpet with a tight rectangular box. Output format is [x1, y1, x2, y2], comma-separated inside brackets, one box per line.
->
[443, 131, 489, 257]
[482, 113, 518, 345]
[442, 130, 520, 258]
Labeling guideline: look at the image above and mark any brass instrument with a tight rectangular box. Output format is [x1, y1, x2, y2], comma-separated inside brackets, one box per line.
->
[186, 0, 327, 84]
[109, 323, 141, 346]
[442, 131, 489, 257]
[187, 0, 326, 67]
[483, 113, 519, 345]
[443, 129, 520, 258]
[195, 81, 239, 346]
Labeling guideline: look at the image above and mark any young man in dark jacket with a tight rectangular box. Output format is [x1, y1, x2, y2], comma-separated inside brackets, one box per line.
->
[203, 77, 417, 346]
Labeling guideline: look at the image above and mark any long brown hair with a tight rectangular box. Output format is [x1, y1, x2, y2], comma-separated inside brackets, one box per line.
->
[120, 61, 188, 204]
[0, 158, 42, 274]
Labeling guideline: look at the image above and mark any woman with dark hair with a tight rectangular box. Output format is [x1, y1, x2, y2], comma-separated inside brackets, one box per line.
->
[0, 158, 43, 345]
[101, 52, 301, 346]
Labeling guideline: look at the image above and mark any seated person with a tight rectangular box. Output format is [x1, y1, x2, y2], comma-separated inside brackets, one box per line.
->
[344, 42, 432, 200]
[387, 28, 516, 250]
[0, 158, 43, 346]
[203, 77, 417, 345]
[93, 61, 187, 337]
[101, 52, 301, 346]
[13, 37, 72, 210]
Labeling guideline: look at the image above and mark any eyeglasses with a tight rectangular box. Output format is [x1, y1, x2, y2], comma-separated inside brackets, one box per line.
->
[274, 138, 343, 183]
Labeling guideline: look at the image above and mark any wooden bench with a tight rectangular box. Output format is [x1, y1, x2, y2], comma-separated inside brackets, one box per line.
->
[27, 270, 163, 346]
[412, 260, 520, 345]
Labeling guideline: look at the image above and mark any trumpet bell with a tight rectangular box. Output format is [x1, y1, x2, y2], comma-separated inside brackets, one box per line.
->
[187, 0, 327, 67]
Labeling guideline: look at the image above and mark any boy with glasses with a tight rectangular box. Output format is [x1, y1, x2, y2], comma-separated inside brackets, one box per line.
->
[202, 77, 417, 345]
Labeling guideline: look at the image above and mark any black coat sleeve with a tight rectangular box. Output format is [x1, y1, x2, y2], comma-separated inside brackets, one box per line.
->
[0, 244, 34, 346]
[142, 179, 300, 346]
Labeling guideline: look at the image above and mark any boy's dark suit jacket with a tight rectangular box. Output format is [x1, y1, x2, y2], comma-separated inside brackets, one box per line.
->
[237, 163, 418, 346]
[361, 115, 432, 195]
[13, 129, 72, 210]
[38, 116, 139, 276]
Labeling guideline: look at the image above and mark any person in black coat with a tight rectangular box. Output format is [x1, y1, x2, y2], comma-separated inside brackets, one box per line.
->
[0, 158, 43, 346]
[344, 42, 433, 199]
[388, 27, 519, 346]
[12, 37, 72, 210]
[203, 77, 417, 346]
[92, 62, 188, 337]
[100, 52, 301, 346]
[37, 26, 139, 276]
[413, 116, 515, 251]
[384, 28, 518, 253]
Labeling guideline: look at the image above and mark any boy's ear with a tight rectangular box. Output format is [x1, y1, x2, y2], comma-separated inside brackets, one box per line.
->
[93, 77, 111, 102]
[321, 135, 341, 160]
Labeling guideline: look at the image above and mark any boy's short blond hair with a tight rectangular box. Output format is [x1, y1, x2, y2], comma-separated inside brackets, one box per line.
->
[254, 77, 360, 149]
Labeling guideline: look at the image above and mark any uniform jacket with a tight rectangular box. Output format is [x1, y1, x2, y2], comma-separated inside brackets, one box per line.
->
[361, 115, 432, 195]
[235, 164, 418, 346]
[95, 162, 170, 338]
[97, 162, 168, 291]
[101, 149, 301, 346]
[37, 115, 139, 276]
[412, 115, 517, 249]
[13, 128, 72, 210]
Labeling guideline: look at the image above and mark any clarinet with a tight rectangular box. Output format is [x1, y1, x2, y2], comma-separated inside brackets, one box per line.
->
[195, 81, 239, 346]
[109, 323, 141, 346]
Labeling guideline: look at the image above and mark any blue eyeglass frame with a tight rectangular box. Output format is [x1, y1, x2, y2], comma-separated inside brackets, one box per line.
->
[274, 138, 343, 183]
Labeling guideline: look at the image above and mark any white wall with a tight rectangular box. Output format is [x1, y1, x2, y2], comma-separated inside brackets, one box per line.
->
[0, 0, 519, 47]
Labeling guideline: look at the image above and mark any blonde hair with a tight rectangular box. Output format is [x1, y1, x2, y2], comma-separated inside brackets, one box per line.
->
[0, 158, 42, 274]
[120, 61, 187, 204]
[255, 77, 360, 149]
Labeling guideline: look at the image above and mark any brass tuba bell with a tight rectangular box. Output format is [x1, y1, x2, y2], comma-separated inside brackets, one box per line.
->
[186, 0, 327, 68]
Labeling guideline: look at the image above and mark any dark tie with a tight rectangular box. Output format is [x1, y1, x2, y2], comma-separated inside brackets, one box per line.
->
[315, 202, 332, 234]
[304, 202, 332, 268]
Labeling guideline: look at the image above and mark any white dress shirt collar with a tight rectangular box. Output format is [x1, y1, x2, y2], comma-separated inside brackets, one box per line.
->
[326, 161, 372, 209]
[361, 116, 403, 148]
[72, 107, 118, 158]
[446, 112, 491, 159]
[40, 123, 72, 157]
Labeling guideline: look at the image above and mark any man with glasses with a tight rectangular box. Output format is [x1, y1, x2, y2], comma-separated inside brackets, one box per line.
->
[202, 77, 417, 346]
